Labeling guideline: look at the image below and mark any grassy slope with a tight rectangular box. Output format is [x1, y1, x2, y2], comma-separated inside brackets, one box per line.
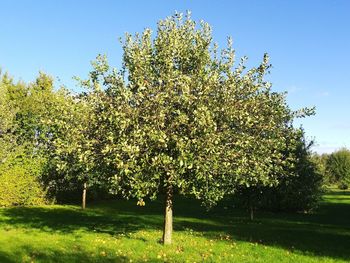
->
[0, 189, 349, 263]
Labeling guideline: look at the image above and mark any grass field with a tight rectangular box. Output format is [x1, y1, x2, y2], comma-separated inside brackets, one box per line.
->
[0, 189, 349, 263]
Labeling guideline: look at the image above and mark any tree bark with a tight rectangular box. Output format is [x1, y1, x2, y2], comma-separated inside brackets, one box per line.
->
[248, 191, 254, 221]
[250, 204, 254, 221]
[82, 182, 87, 210]
[162, 184, 173, 245]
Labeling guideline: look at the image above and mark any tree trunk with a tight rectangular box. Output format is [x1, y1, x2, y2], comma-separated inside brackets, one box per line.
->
[162, 184, 173, 245]
[82, 182, 87, 210]
[248, 191, 254, 221]
[250, 204, 254, 221]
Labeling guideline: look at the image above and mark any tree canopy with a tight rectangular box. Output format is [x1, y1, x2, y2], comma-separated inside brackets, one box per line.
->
[75, 12, 314, 244]
[326, 148, 350, 188]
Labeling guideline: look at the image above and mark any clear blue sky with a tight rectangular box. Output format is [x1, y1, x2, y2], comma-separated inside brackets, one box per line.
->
[1, 0, 349, 153]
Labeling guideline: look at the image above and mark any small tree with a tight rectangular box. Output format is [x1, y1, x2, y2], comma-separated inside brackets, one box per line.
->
[42, 86, 98, 208]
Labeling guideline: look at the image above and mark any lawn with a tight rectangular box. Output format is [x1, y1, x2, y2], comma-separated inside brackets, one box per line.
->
[0, 189, 349, 263]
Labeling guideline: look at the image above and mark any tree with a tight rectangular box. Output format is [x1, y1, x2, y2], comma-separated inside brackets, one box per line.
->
[232, 129, 323, 217]
[80, 12, 313, 244]
[311, 152, 329, 183]
[0, 72, 18, 164]
[326, 148, 350, 189]
[0, 72, 58, 157]
[274, 137, 324, 212]
[0, 71, 49, 206]
[42, 87, 98, 209]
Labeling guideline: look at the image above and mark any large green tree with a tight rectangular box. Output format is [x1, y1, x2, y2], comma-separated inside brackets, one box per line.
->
[80, 12, 313, 244]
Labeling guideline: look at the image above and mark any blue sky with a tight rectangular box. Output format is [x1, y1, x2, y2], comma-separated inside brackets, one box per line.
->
[1, 0, 349, 153]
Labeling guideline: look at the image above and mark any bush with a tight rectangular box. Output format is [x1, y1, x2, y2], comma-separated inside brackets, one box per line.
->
[0, 156, 48, 207]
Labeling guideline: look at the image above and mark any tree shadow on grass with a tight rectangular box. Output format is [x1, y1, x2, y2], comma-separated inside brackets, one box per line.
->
[0, 194, 349, 261]
[324, 190, 350, 196]
[0, 204, 163, 236]
[0, 246, 129, 263]
[173, 198, 350, 261]
[0, 252, 14, 263]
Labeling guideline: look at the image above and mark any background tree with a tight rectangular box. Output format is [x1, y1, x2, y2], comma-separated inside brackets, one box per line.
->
[326, 148, 350, 189]
[233, 129, 323, 217]
[0, 72, 18, 164]
[42, 88, 99, 209]
[311, 152, 329, 184]
[0, 71, 49, 206]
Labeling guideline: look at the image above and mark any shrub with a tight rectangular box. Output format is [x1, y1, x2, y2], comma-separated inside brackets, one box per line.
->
[0, 156, 47, 207]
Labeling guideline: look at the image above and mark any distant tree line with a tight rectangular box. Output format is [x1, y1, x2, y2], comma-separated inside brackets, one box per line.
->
[312, 148, 350, 190]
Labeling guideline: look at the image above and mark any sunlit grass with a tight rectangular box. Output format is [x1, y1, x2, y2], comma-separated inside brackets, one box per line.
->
[0, 189, 349, 262]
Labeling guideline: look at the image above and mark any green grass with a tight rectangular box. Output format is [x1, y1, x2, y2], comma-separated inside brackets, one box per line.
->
[0, 189, 349, 262]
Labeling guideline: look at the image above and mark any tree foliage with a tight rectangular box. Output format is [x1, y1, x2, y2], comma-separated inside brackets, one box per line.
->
[326, 148, 350, 189]
[0, 73, 20, 163]
[233, 131, 323, 216]
[0, 154, 47, 207]
[77, 12, 314, 244]
[0, 72, 52, 206]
